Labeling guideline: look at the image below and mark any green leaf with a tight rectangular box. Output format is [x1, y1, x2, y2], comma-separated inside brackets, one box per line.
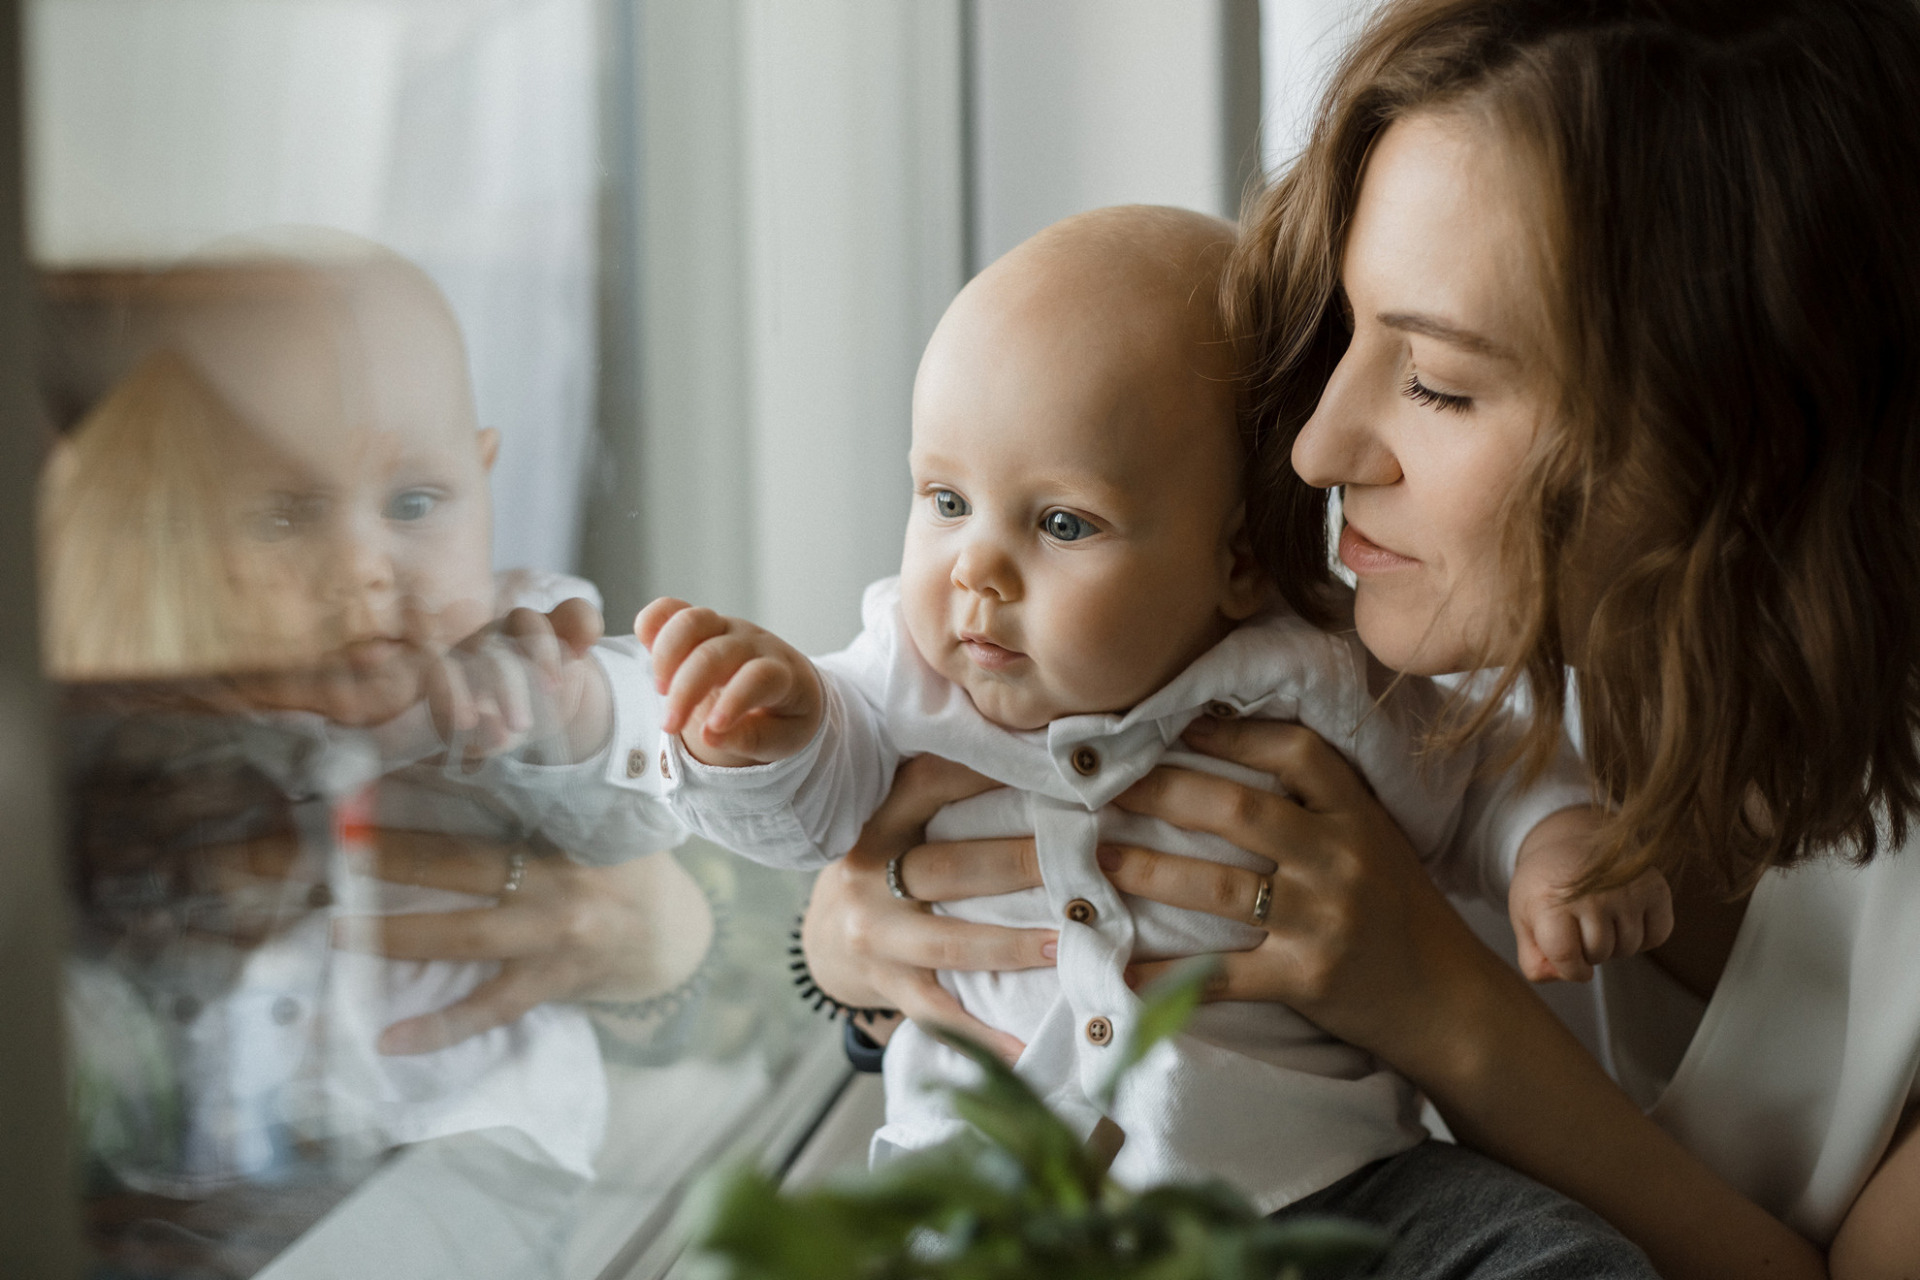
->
[1096, 955, 1219, 1109]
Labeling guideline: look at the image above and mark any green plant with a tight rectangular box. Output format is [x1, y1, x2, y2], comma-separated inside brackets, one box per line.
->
[685, 959, 1387, 1280]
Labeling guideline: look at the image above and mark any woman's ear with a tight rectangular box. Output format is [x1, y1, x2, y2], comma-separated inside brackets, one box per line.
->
[477, 427, 501, 472]
[1221, 508, 1274, 621]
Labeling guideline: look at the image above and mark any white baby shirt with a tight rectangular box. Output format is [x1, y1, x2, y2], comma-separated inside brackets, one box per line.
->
[662, 577, 1591, 1212]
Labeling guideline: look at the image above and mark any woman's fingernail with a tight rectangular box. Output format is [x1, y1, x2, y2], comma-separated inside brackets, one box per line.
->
[1041, 940, 1057, 961]
[1096, 846, 1121, 872]
[1122, 966, 1141, 990]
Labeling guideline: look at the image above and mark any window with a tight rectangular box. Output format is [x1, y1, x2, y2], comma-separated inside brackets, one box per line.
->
[5, 2, 1268, 1275]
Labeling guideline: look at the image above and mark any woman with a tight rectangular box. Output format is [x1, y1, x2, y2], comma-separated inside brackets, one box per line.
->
[798, 2, 1920, 1277]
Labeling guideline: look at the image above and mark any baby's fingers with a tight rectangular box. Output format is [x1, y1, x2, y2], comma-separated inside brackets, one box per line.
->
[704, 656, 797, 737]
[662, 634, 763, 735]
[1535, 909, 1594, 983]
[634, 596, 692, 649]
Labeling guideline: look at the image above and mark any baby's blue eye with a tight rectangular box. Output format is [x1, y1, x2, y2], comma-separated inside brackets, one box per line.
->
[387, 489, 439, 522]
[1043, 510, 1096, 542]
[931, 489, 970, 519]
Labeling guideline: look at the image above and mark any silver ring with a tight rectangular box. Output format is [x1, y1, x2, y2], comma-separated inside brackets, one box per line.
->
[501, 851, 527, 897]
[1249, 875, 1272, 927]
[885, 853, 917, 901]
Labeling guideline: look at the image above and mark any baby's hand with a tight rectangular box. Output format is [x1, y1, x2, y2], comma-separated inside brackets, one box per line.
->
[428, 598, 612, 765]
[635, 597, 822, 768]
[1509, 807, 1673, 983]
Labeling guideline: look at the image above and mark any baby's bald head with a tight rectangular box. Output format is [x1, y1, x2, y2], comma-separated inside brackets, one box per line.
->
[902, 206, 1268, 729]
[917, 205, 1239, 460]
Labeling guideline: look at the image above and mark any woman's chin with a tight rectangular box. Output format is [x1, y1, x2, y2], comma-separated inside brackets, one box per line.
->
[1351, 590, 1478, 678]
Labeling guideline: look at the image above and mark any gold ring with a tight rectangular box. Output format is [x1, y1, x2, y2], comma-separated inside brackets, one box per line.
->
[1249, 875, 1272, 927]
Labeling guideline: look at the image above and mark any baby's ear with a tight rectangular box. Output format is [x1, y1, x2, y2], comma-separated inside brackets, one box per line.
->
[476, 427, 501, 472]
[1221, 510, 1273, 621]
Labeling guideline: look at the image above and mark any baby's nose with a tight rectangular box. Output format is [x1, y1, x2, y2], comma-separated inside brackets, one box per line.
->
[950, 538, 1020, 602]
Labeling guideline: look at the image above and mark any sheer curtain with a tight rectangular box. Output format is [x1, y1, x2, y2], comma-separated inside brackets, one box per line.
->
[26, 0, 599, 574]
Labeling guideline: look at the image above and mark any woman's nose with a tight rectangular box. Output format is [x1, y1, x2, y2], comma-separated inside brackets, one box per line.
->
[950, 534, 1020, 602]
[1292, 348, 1403, 490]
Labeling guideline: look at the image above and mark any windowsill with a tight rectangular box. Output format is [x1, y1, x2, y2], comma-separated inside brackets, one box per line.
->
[257, 1023, 849, 1280]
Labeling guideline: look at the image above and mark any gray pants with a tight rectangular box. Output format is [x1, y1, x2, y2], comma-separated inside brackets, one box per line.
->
[1276, 1141, 1661, 1280]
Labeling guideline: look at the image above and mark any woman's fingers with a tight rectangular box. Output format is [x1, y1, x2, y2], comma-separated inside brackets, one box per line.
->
[1180, 717, 1372, 813]
[377, 963, 551, 1055]
[886, 970, 1025, 1064]
[1112, 764, 1315, 860]
[896, 836, 1041, 901]
[1096, 842, 1277, 924]
[332, 904, 552, 961]
[356, 829, 522, 896]
[866, 909, 1056, 974]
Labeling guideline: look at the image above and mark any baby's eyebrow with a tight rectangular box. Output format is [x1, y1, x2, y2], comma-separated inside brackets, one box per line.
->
[1378, 311, 1515, 361]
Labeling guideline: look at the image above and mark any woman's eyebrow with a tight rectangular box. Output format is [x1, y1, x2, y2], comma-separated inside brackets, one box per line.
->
[1378, 310, 1515, 360]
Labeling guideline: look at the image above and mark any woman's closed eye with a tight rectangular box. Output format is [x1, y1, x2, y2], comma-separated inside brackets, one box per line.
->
[1402, 372, 1472, 414]
[1041, 509, 1099, 542]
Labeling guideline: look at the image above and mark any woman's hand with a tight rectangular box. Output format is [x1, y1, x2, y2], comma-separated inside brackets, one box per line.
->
[332, 831, 714, 1054]
[800, 754, 1057, 1063]
[1106, 715, 1499, 1072]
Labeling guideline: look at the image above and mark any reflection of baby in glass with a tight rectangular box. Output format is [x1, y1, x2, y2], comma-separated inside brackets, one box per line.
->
[643, 207, 1668, 1209]
[42, 244, 699, 1195]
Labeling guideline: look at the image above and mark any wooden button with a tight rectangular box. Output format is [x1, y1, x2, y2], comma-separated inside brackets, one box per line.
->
[659, 750, 671, 779]
[626, 748, 648, 779]
[1065, 898, 1097, 925]
[1085, 1016, 1113, 1046]
[1204, 700, 1239, 719]
[1071, 745, 1101, 776]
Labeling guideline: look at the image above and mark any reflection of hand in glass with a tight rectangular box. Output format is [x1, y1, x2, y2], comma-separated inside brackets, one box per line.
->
[332, 832, 712, 1054]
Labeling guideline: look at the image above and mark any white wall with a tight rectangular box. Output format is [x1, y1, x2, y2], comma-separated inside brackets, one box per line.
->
[591, 0, 967, 655]
[972, 0, 1249, 269]
[1259, 0, 1381, 175]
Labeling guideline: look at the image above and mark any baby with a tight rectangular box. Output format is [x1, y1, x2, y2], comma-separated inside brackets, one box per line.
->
[43, 244, 696, 1193]
[640, 206, 1667, 1210]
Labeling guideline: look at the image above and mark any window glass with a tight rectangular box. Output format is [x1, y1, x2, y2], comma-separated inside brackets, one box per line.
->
[29, 4, 825, 1276]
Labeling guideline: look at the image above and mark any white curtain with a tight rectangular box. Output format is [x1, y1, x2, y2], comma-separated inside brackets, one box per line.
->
[27, 0, 600, 574]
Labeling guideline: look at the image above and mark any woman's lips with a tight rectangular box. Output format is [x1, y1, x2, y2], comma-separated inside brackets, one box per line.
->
[1338, 522, 1420, 575]
[961, 635, 1026, 671]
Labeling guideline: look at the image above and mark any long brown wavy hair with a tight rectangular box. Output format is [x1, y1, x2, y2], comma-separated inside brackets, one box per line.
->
[1231, 0, 1920, 893]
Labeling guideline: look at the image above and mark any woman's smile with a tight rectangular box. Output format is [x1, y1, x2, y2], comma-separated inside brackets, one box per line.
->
[1337, 520, 1420, 575]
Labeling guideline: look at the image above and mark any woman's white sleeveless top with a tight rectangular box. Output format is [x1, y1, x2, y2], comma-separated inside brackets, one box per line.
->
[1600, 842, 1920, 1244]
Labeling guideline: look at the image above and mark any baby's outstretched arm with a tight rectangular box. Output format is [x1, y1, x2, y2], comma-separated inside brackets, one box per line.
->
[1509, 806, 1674, 983]
[636, 597, 822, 768]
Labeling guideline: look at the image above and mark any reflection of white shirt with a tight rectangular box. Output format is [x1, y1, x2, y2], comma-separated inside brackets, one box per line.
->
[664, 576, 1591, 1212]
[88, 571, 687, 1191]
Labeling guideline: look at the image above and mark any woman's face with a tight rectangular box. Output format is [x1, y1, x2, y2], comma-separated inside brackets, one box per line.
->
[1292, 110, 1560, 676]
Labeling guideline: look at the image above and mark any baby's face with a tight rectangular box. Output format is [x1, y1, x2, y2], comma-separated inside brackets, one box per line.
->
[183, 269, 498, 668]
[900, 245, 1264, 730]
